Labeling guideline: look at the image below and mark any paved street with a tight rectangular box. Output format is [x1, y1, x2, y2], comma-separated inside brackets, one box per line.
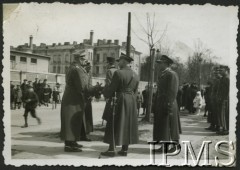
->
[11, 101, 228, 162]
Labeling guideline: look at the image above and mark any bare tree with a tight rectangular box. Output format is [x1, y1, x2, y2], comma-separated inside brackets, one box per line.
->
[133, 13, 168, 122]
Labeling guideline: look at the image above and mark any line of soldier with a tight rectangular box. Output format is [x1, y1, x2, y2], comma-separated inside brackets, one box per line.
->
[11, 78, 63, 110]
[204, 65, 229, 135]
[60, 51, 181, 157]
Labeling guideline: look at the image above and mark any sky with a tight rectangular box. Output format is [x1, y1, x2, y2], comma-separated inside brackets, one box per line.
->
[3, 3, 238, 65]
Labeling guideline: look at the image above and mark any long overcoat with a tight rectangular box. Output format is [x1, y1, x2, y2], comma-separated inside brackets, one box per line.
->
[102, 65, 117, 121]
[103, 66, 139, 146]
[153, 68, 180, 141]
[83, 72, 94, 134]
[60, 63, 89, 141]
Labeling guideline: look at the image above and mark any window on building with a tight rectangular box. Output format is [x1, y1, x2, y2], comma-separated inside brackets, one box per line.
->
[57, 66, 61, 73]
[10, 55, 16, 61]
[111, 53, 115, 58]
[31, 58, 37, 64]
[96, 66, 99, 74]
[65, 66, 69, 73]
[20, 57, 27, 63]
[96, 54, 100, 63]
[65, 54, 70, 63]
[53, 66, 56, 73]
[103, 53, 107, 62]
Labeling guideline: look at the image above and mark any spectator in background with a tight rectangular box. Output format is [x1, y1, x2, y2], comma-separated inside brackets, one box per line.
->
[21, 79, 28, 108]
[203, 82, 212, 117]
[43, 84, 51, 107]
[10, 82, 15, 110]
[193, 91, 203, 115]
[136, 91, 143, 116]
[33, 78, 38, 92]
[14, 85, 22, 109]
[94, 82, 102, 102]
[141, 85, 148, 115]
[177, 86, 183, 111]
[52, 83, 62, 109]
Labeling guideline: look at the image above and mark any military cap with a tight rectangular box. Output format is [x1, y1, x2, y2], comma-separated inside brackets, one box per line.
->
[44, 79, 47, 81]
[219, 65, 229, 71]
[106, 56, 115, 63]
[156, 55, 174, 64]
[116, 53, 133, 62]
[56, 82, 60, 85]
[74, 51, 86, 58]
[24, 79, 27, 81]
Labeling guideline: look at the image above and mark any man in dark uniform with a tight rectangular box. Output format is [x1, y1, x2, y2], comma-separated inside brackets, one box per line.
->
[216, 65, 229, 135]
[141, 85, 148, 115]
[21, 86, 41, 128]
[80, 62, 94, 141]
[60, 52, 97, 152]
[102, 56, 118, 122]
[205, 67, 221, 131]
[153, 55, 181, 153]
[101, 53, 139, 157]
[33, 78, 38, 92]
[21, 79, 28, 108]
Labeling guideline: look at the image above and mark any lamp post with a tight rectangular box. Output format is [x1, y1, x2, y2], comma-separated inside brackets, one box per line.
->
[199, 57, 203, 90]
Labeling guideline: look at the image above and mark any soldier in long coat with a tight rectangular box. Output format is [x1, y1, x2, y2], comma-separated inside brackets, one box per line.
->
[153, 55, 180, 153]
[60, 52, 96, 152]
[102, 56, 118, 121]
[216, 66, 229, 135]
[80, 62, 94, 141]
[101, 53, 139, 157]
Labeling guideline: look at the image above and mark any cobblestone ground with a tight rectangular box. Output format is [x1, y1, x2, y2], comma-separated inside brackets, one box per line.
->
[10, 101, 230, 165]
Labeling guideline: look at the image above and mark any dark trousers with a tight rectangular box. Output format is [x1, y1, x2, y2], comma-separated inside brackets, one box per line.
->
[24, 108, 37, 118]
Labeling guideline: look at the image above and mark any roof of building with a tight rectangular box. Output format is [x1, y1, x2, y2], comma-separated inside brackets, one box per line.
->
[11, 50, 50, 59]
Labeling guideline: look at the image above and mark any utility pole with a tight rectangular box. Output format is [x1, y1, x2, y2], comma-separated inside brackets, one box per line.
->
[126, 12, 131, 58]
[145, 48, 155, 122]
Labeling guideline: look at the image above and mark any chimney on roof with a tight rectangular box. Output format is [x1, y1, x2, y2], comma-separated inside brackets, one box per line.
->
[52, 43, 56, 46]
[64, 42, 70, 45]
[58, 43, 61, 45]
[90, 30, 94, 46]
[29, 35, 33, 50]
[107, 40, 112, 44]
[103, 39, 106, 44]
[73, 41, 77, 45]
[114, 40, 119, 45]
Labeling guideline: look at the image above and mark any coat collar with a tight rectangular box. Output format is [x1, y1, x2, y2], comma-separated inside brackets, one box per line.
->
[160, 67, 171, 77]
[120, 65, 131, 70]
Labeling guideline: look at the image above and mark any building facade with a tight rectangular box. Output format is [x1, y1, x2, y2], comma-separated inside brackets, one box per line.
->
[12, 30, 142, 77]
[10, 50, 50, 73]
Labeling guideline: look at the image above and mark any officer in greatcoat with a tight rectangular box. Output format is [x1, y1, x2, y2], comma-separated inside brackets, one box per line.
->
[153, 55, 181, 153]
[60, 52, 97, 152]
[80, 62, 94, 141]
[216, 65, 229, 135]
[102, 56, 118, 122]
[101, 53, 139, 157]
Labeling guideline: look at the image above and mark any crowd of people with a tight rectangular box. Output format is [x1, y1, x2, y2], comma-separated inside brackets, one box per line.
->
[10, 78, 63, 128]
[10, 79, 63, 110]
[11, 51, 230, 156]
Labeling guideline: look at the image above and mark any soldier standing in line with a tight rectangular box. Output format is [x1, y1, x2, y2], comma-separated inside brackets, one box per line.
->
[60, 52, 98, 152]
[21, 79, 28, 108]
[102, 56, 118, 122]
[101, 53, 139, 157]
[153, 55, 181, 153]
[14, 85, 22, 109]
[205, 67, 221, 131]
[216, 66, 230, 135]
[33, 78, 38, 92]
[80, 62, 94, 141]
